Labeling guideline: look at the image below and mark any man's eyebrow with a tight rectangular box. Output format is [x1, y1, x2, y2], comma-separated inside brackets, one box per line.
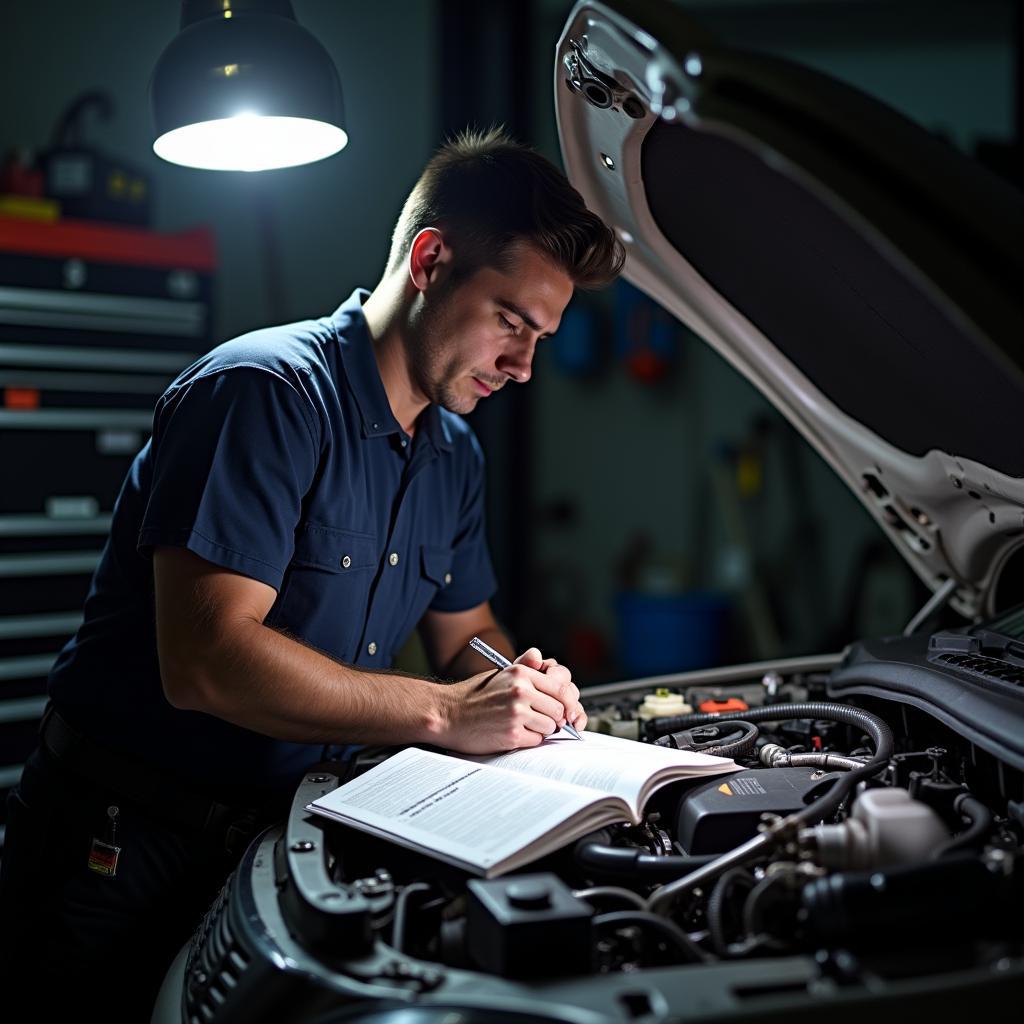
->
[496, 298, 548, 335]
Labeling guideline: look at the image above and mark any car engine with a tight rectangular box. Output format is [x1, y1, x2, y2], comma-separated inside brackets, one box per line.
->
[161, 610, 1024, 1023]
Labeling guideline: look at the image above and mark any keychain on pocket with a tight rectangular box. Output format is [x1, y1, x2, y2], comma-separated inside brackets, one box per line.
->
[87, 805, 121, 877]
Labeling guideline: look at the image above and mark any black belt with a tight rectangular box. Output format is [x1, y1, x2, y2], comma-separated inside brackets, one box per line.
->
[40, 705, 262, 837]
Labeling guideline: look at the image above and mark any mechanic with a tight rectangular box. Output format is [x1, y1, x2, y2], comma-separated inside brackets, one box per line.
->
[0, 127, 624, 1019]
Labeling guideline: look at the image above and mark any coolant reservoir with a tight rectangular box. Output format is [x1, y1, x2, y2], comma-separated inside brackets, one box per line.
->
[638, 688, 692, 719]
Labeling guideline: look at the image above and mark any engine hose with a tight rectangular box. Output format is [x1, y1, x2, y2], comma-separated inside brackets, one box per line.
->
[573, 886, 647, 911]
[390, 882, 431, 954]
[645, 701, 891, 750]
[591, 911, 711, 964]
[657, 720, 759, 759]
[800, 854, 1007, 943]
[655, 702, 894, 824]
[574, 839, 717, 881]
[646, 703, 895, 916]
[705, 867, 755, 956]
[931, 794, 993, 858]
[759, 745, 867, 772]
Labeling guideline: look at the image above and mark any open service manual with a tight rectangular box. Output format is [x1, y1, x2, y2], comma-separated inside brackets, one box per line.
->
[305, 731, 739, 877]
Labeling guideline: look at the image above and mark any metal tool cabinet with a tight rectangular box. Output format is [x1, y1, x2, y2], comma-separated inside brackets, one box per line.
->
[0, 216, 214, 838]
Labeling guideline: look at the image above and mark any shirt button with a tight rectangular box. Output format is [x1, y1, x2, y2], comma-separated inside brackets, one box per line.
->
[400, 439, 408, 448]
[389, 552, 399, 566]
[444, 572, 452, 585]
[367, 641, 377, 656]
[341, 555, 352, 569]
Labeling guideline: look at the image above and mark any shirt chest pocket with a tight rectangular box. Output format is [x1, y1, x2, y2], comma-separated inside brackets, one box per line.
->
[420, 545, 454, 589]
[275, 523, 379, 658]
[291, 523, 378, 574]
[393, 543, 455, 645]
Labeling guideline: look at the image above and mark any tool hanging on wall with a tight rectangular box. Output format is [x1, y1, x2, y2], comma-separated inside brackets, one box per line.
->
[38, 91, 153, 226]
[710, 443, 782, 659]
[613, 279, 682, 384]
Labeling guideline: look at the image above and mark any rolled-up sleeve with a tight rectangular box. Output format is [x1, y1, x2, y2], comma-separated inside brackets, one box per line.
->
[138, 366, 320, 591]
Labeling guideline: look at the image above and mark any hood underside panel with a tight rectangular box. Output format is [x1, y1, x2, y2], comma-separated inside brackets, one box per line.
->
[642, 120, 1024, 478]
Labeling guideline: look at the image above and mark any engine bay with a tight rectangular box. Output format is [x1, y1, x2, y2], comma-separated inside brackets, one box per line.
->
[167, 610, 1024, 1023]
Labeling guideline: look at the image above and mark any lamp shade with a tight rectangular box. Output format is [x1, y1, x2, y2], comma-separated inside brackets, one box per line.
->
[150, 0, 347, 172]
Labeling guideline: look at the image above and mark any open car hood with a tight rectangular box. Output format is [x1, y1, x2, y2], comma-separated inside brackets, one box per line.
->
[555, 0, 1024, 622]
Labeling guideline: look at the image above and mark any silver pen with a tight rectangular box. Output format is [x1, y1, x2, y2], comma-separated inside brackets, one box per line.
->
[468, 636, 584, 740]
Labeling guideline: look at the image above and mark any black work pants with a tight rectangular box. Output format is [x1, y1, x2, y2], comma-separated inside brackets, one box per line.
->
[0, 745, 262, 1023]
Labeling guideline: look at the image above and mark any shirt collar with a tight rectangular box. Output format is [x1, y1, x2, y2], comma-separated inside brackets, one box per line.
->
[420, 402, 454, 454]
[330, 289, 453, 453]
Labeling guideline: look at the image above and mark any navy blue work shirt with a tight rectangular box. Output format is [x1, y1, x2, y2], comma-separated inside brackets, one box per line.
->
[48, 289, 497, 794]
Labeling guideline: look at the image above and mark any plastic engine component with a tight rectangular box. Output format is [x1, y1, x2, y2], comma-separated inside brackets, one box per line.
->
[677, 767, 838, 854]
[638, 689, 692, 719]
[804, 788, 949, 870]
[466, 873, 593, 978]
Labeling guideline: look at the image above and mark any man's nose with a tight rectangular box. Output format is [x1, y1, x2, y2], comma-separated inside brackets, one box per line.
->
[498, 335, 536, 383]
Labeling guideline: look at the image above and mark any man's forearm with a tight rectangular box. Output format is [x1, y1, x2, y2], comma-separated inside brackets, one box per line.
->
[443, 625, 514, 679]
[168, 618, 452, 745]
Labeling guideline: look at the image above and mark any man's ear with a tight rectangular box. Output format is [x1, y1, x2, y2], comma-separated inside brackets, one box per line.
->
[408, 227, 452, 292]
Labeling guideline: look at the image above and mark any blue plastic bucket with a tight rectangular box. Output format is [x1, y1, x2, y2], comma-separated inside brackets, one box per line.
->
[614, 590, 731, 677]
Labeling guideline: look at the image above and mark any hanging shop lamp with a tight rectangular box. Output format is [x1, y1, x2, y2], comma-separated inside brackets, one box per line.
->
[150, 0, 347, 172]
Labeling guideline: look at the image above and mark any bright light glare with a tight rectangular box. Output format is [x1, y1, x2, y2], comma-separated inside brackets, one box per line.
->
[153, 114, 347, 171]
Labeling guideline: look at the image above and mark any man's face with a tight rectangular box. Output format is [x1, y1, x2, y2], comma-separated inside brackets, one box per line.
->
[405, 243, 574, 415]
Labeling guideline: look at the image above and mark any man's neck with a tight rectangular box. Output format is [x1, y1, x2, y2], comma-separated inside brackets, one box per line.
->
[362, 279, 429, 437]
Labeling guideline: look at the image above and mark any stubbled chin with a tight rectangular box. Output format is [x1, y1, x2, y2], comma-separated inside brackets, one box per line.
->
[437, 387, 478, 415]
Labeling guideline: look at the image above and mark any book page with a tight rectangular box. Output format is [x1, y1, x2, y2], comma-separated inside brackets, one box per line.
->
[458, 731, 736, 816]
[307, 746, 624, 874]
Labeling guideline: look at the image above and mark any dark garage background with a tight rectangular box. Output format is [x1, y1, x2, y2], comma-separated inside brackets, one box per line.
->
[0, 0, 1019, 836]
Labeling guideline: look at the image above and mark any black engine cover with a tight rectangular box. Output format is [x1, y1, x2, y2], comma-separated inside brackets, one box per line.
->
[677, 768, 838, 854]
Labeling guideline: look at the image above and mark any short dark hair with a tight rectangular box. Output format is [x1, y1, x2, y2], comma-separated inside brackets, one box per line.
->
[386, 126, 625, 289]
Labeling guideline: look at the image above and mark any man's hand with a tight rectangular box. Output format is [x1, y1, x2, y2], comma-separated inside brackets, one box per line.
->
[437, 647, 587, 754]
[513, 647, 587, 735]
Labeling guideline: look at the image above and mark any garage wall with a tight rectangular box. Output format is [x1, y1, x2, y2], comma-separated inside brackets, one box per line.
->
[0, 0, 440, 340]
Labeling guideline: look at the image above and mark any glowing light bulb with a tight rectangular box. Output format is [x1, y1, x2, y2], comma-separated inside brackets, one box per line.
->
[153, 113, 348, 172]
